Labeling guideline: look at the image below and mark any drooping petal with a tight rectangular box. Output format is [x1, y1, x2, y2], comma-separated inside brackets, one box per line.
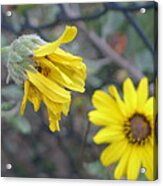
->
[48, 54, 86, 79]
[137, 77, 148, 112]
[27, 70, 70, 103]
[47, 108, 61, 132]
[114, 145, 132, 179]
[50, 47, 83, 67]
[49, 120, 60, 132]
[51, 62, 86, 92]
[93, 127, 124, 144]
[127, 146, 141, 180]
[47, 56, 86, 92]
[62, 100, 71, 116]
[100, 139, 128, 167]
[42, 96, 62, 132]
[123, 78, 137, 115]
[27, 83, 42, 112]
[35, 57, 73, 86]
[43, 96, 64, 114]
[20, 80, 30, 114]
[34, 26, 77, 57]
[43, 96, 70, 130]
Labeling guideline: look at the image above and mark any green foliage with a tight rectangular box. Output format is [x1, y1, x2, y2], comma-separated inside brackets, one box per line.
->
[1, 47, 10, 63]
[2, 85, 31, 135]
[16, 5, 36, 14]
[126, 10, 155, 56]
[85, 58, 109, 88]
[138, 172, 148, 181]
[101, 12, 125, 38]
[85, 161, 108, 179]
[1, 101, 16, 111]
[137, 9, 155, 44]
[1, 85, 23, 100]
[135, 49, 154, 74]
[7, 116, 31, 134]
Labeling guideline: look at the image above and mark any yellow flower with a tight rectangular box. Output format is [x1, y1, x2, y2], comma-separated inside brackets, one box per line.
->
[88, 77, 156, 180]
[21, 26, 86, 132]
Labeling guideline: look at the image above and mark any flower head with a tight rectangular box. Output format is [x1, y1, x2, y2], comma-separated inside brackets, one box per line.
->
[6, 26, 86, 132]
[88, 77, 156, 180]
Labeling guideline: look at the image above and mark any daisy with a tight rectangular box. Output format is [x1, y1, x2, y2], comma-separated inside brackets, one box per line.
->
[6, 26, 86, 132]
[88, 77, 157, 180]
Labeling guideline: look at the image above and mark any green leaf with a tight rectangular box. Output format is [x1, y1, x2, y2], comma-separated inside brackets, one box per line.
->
[101, 12, 125, 38]
[85, 58, 109, 75]
[1, 85, 23, 99]
[137, 9, 155, 44]
[8, 115, 31, 134]
[135, 49, 154, 73]
[16, 5, 36, 14]
[1, 47, 10, 64]
[85, 161, 108, 179]
[126, 9, 155, 56]
[87, 75, 103, 88]
[138, 172, 148, 181]
[1, 101, 16, 111]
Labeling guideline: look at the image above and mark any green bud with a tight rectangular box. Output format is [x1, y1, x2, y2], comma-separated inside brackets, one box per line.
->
[11, 39, 33, 57]
[8, 50, 23, 62]
[3, 34, 46, 85]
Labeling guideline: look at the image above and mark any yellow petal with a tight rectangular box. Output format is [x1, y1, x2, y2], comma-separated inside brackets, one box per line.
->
[123, 78, 137, 115]
[43, 96, 64, 114]
[155, 78, 158, 113]
[92, 90, 123, 118]
[47, 109, 61, 132]
[114, 145, 132, 180]
[43, 95, 70, 120]
[127, 146, 141, 180]
[93, 127, 124, 144]
[137, 77, 148, 112]
[49, 121, 60, 132]
[27, 70, 70, 103]
[108, 85, 128, 117]
[143, 97, 155, 116]
[36, 57, 73, 86]
[48, 54, 86, 79]
[34, 26, 77, 57]
[28, 83, 42, 112]
[20, 80, 30, 114]
[50, 47, 83, 66]
[88, 110, 123, 126]
[90, 91, 124, 122]
[100, 139, 128, 167]
[62, 100, 71, 116]
[141, 144, 155, 180]
[51, 62, 86, 92]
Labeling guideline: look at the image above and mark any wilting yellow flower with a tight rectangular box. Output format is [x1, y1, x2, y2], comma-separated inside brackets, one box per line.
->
[20, 26, 86, 132]
[88, 77, 156, 180]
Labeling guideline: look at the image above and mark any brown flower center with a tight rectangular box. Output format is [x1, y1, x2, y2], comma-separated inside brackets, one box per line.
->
[124, 114, 151, 144]
[130, 115, 150, 140]
[35, 65, 51, 76]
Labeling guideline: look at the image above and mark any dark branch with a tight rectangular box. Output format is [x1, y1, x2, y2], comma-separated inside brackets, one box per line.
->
[27, 2, 156, 30]
[122, 11, 154, 55]
[104, 2, 155, 11]
[1, 2, 156, 55]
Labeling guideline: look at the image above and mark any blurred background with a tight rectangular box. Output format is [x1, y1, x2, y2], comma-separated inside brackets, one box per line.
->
[1, 1, 157, 180]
